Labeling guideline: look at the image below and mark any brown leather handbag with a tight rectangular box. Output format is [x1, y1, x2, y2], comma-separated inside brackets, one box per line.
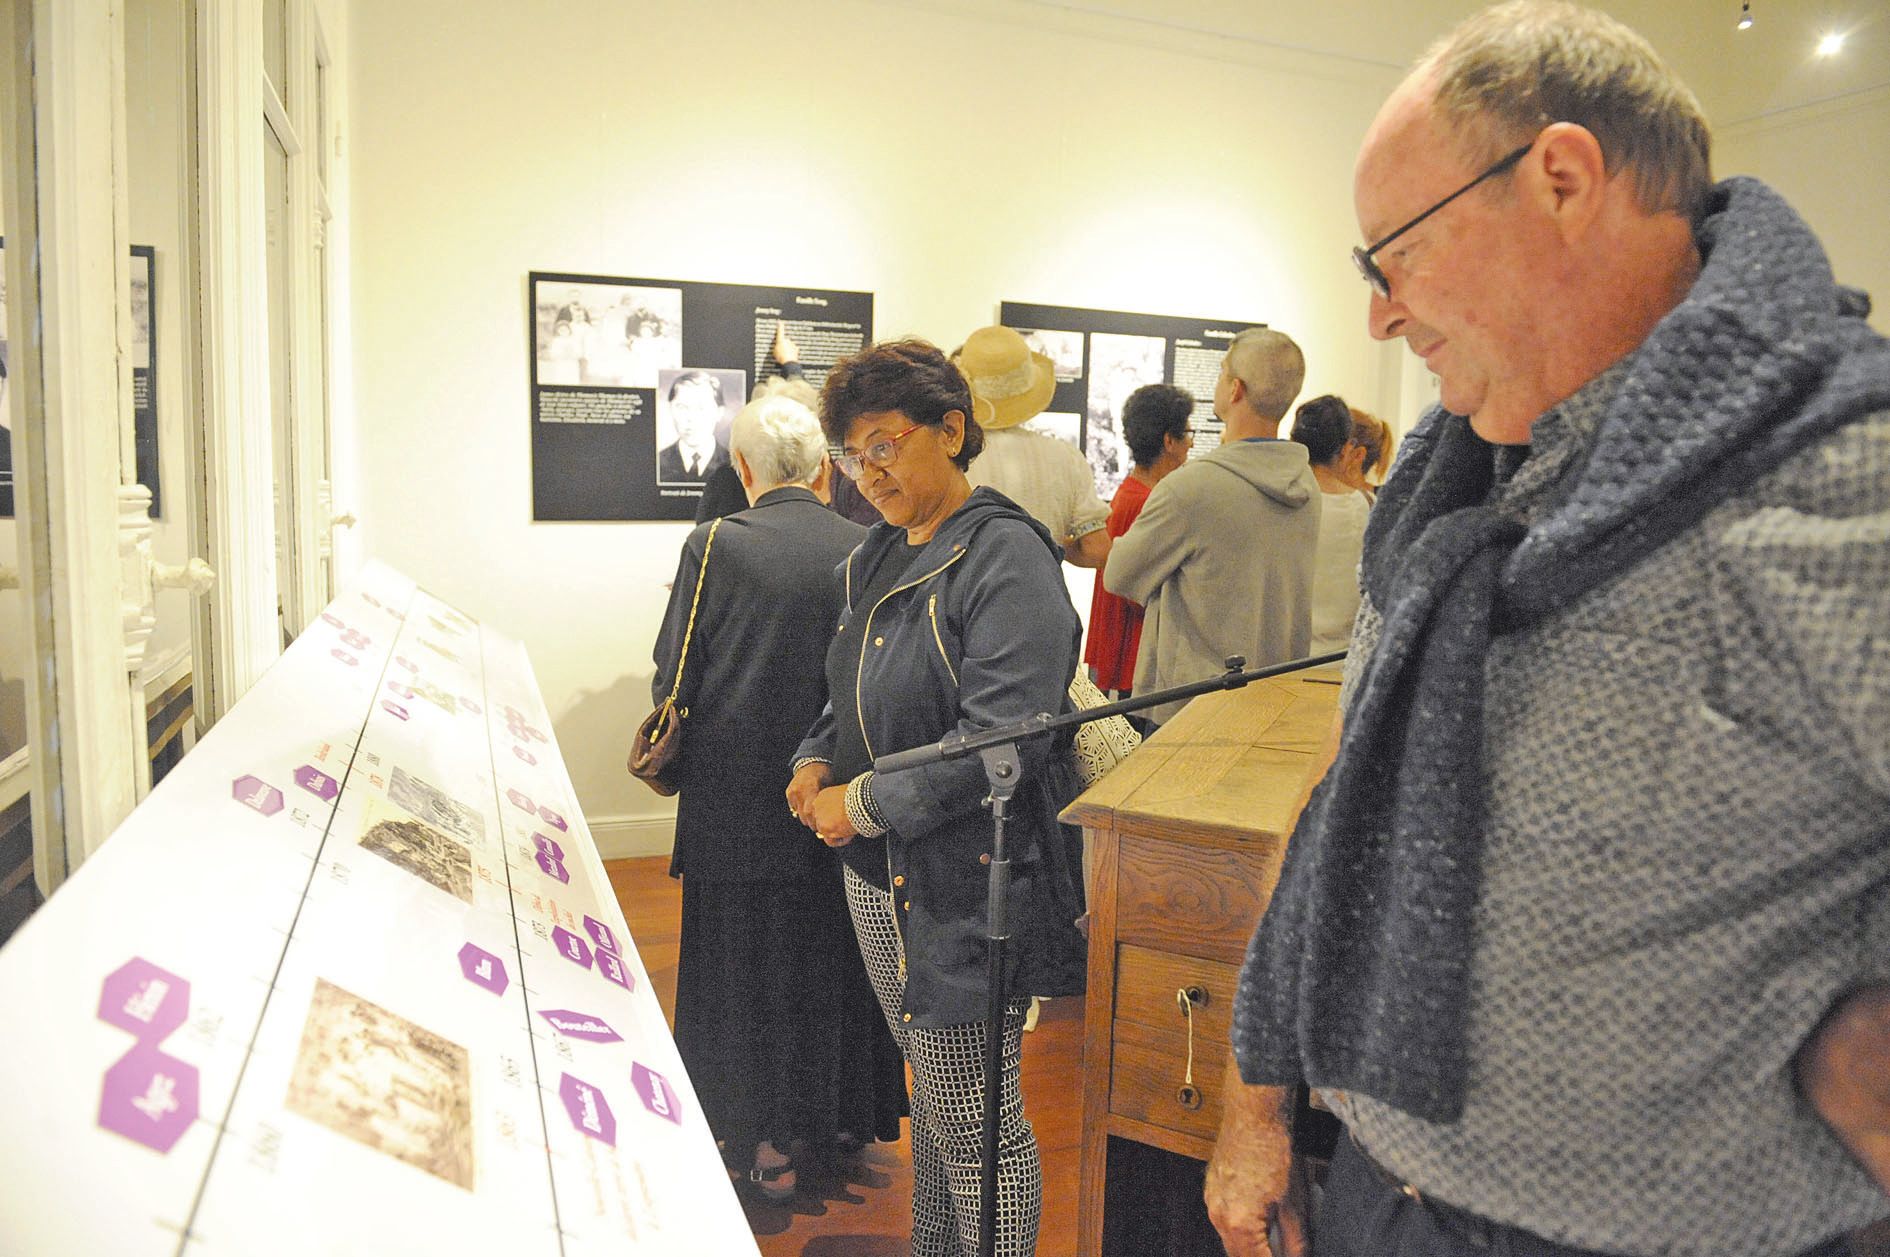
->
[627, 519, 720, 796]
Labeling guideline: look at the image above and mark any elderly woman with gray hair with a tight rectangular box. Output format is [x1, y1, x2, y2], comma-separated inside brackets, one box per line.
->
[648, 393, 907, 1204]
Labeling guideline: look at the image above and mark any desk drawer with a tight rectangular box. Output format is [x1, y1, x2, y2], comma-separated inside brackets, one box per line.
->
[1114, 944, 1237, 1050]
[1109, 1019, 1227, 1144]
[1115, 835, 1274, 964]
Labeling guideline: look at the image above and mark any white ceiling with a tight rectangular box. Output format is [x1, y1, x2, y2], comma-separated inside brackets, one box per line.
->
[1029, 0, 1890, 128]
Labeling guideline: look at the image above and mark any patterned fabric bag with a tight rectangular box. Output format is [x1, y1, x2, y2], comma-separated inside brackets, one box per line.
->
[1067, 669, 1140, 788]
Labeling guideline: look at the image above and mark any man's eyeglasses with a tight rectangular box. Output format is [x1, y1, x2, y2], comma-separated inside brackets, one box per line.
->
[1351, 141, 1534, 300]
[832, 424, 920, 480]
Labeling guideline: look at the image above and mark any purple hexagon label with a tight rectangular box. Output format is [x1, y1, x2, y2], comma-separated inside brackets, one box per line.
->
[340, 629, 372, 650]
[231, 775, 284, 816]
[331, 648, 358, 667]
[551, 928, 592, 969]
[98, 958, 189, 1041]
[583, 916, 620, 956]
[386, 681, 414, 699]
[460, 697, 483, 715]
[559, 1073, 616, 1146]
[512, 745, 537, 766]
[596, 949, 635, 992]
[320, 612, 345, 629]
[362, 593, 383, 609]
[382, 701, 410, 721]
[394, 655, 417, 672]
[293, 765, 339, 801]
[458, 943, 509, 995]
[534, 851, 570, 885]
[537, 805, 568, 832]
[631, 1063, 682, 1125]
[99, 1046, 199, 1153]
[506, 788, 535, 813]
[538, 1009, 622, 1043]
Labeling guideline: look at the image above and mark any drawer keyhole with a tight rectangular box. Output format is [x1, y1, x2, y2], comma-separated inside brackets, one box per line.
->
[1176, 1085, 1202, 1110]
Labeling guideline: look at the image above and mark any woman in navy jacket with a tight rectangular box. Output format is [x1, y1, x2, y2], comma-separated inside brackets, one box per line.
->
[788, 339, 1087, 1256]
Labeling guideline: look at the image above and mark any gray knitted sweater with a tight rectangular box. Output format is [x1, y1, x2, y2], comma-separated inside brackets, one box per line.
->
[1322, 382, 1890, 1256]
[1252, 179, 1890, 1255]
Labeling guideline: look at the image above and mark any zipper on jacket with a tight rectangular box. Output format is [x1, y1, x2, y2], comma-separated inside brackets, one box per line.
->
[927, 594, 958, 686]
[888, 847, 907, 981]
[853, 548, 968, 762]
[856, 548, 966, 994]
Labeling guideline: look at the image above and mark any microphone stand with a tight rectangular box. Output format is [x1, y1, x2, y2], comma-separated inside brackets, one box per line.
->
[871, 649, 1345, 1257]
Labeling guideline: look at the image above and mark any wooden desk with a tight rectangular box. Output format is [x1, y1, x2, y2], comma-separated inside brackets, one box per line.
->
[1063, 668, 1339, 1256]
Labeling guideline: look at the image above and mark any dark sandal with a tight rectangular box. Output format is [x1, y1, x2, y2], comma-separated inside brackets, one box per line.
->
[749, 1149, 796, 1202]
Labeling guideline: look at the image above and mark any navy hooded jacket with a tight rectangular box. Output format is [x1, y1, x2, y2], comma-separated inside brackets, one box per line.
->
[797, 487, 1089, 1026]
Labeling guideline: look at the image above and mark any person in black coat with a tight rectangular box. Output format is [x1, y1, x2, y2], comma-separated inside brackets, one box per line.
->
[648, 391, 906, 1200]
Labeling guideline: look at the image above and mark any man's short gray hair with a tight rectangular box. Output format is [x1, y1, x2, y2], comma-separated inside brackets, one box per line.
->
[729, 394, 827, 487]
[1420, 1, 1713, 226]
[1223, 328, 1306, 422]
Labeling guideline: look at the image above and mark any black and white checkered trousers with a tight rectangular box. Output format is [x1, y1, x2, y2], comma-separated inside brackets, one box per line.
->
[844, 865, 1041, 1256]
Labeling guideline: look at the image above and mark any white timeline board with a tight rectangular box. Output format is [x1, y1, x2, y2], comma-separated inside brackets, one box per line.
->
[0, 562, 757, 1256]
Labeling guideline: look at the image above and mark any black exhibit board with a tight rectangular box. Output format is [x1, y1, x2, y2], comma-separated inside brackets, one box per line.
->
[999, 301, 1263, 500]
[528, 272, 873, 521]
[0, 562, 759, 1254]
[130, 244, 163, 516]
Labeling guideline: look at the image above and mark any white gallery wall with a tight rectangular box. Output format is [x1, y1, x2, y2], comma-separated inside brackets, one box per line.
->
[347, 0, 1887, 857]
[347, 0, 1406, 855]
[1717, 89, 1890, 334]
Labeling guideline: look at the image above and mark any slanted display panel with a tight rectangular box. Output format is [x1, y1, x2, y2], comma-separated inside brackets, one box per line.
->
[0, 562, 755, 1256]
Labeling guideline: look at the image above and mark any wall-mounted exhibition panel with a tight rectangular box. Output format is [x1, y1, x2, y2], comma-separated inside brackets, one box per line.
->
[1000, 300, 1263, 499]
[529, 271, 873, 521]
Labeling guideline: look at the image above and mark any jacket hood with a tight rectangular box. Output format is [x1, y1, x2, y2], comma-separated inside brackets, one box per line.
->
[1200, 439, 1317, 508]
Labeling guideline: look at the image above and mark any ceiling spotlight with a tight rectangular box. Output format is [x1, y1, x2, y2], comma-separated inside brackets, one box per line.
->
[1737, 1, 1753, 30]
[1818, 31, 1845, 55]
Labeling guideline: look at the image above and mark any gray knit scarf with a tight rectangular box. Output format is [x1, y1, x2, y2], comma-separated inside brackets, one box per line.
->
[1235, 177, 1890, 1124]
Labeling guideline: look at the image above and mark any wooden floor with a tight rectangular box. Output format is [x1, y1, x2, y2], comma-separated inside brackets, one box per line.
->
[607, 856, 1085, 1257]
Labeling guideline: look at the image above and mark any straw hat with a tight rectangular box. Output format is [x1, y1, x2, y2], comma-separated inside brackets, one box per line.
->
[957, 325, 1057, 431]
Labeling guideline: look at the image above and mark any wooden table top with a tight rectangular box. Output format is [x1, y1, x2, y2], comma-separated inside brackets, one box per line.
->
[1061, 664, 1342, 852]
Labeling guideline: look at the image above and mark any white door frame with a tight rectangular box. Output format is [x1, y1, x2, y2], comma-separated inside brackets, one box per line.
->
[1, 0, 143, 888]
[284, 0, 331, 631]
[195, 0, 283, 720]
[0, 0, 346, 888]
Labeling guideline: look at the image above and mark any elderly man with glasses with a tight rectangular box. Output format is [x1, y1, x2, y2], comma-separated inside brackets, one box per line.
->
[1209, 4, 1890, 1257]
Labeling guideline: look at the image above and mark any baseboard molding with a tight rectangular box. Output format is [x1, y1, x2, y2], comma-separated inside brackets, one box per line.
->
[587, 814, 676, 862]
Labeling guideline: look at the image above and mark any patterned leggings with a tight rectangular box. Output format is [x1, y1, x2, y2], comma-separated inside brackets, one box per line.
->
[843, 865, 1041, 1256]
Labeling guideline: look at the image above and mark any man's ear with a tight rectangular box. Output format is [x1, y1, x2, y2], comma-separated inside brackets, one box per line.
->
[734, 451, 757, 489]
[1531, 122, 1609, 240]
[810, 457, 834, 505]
